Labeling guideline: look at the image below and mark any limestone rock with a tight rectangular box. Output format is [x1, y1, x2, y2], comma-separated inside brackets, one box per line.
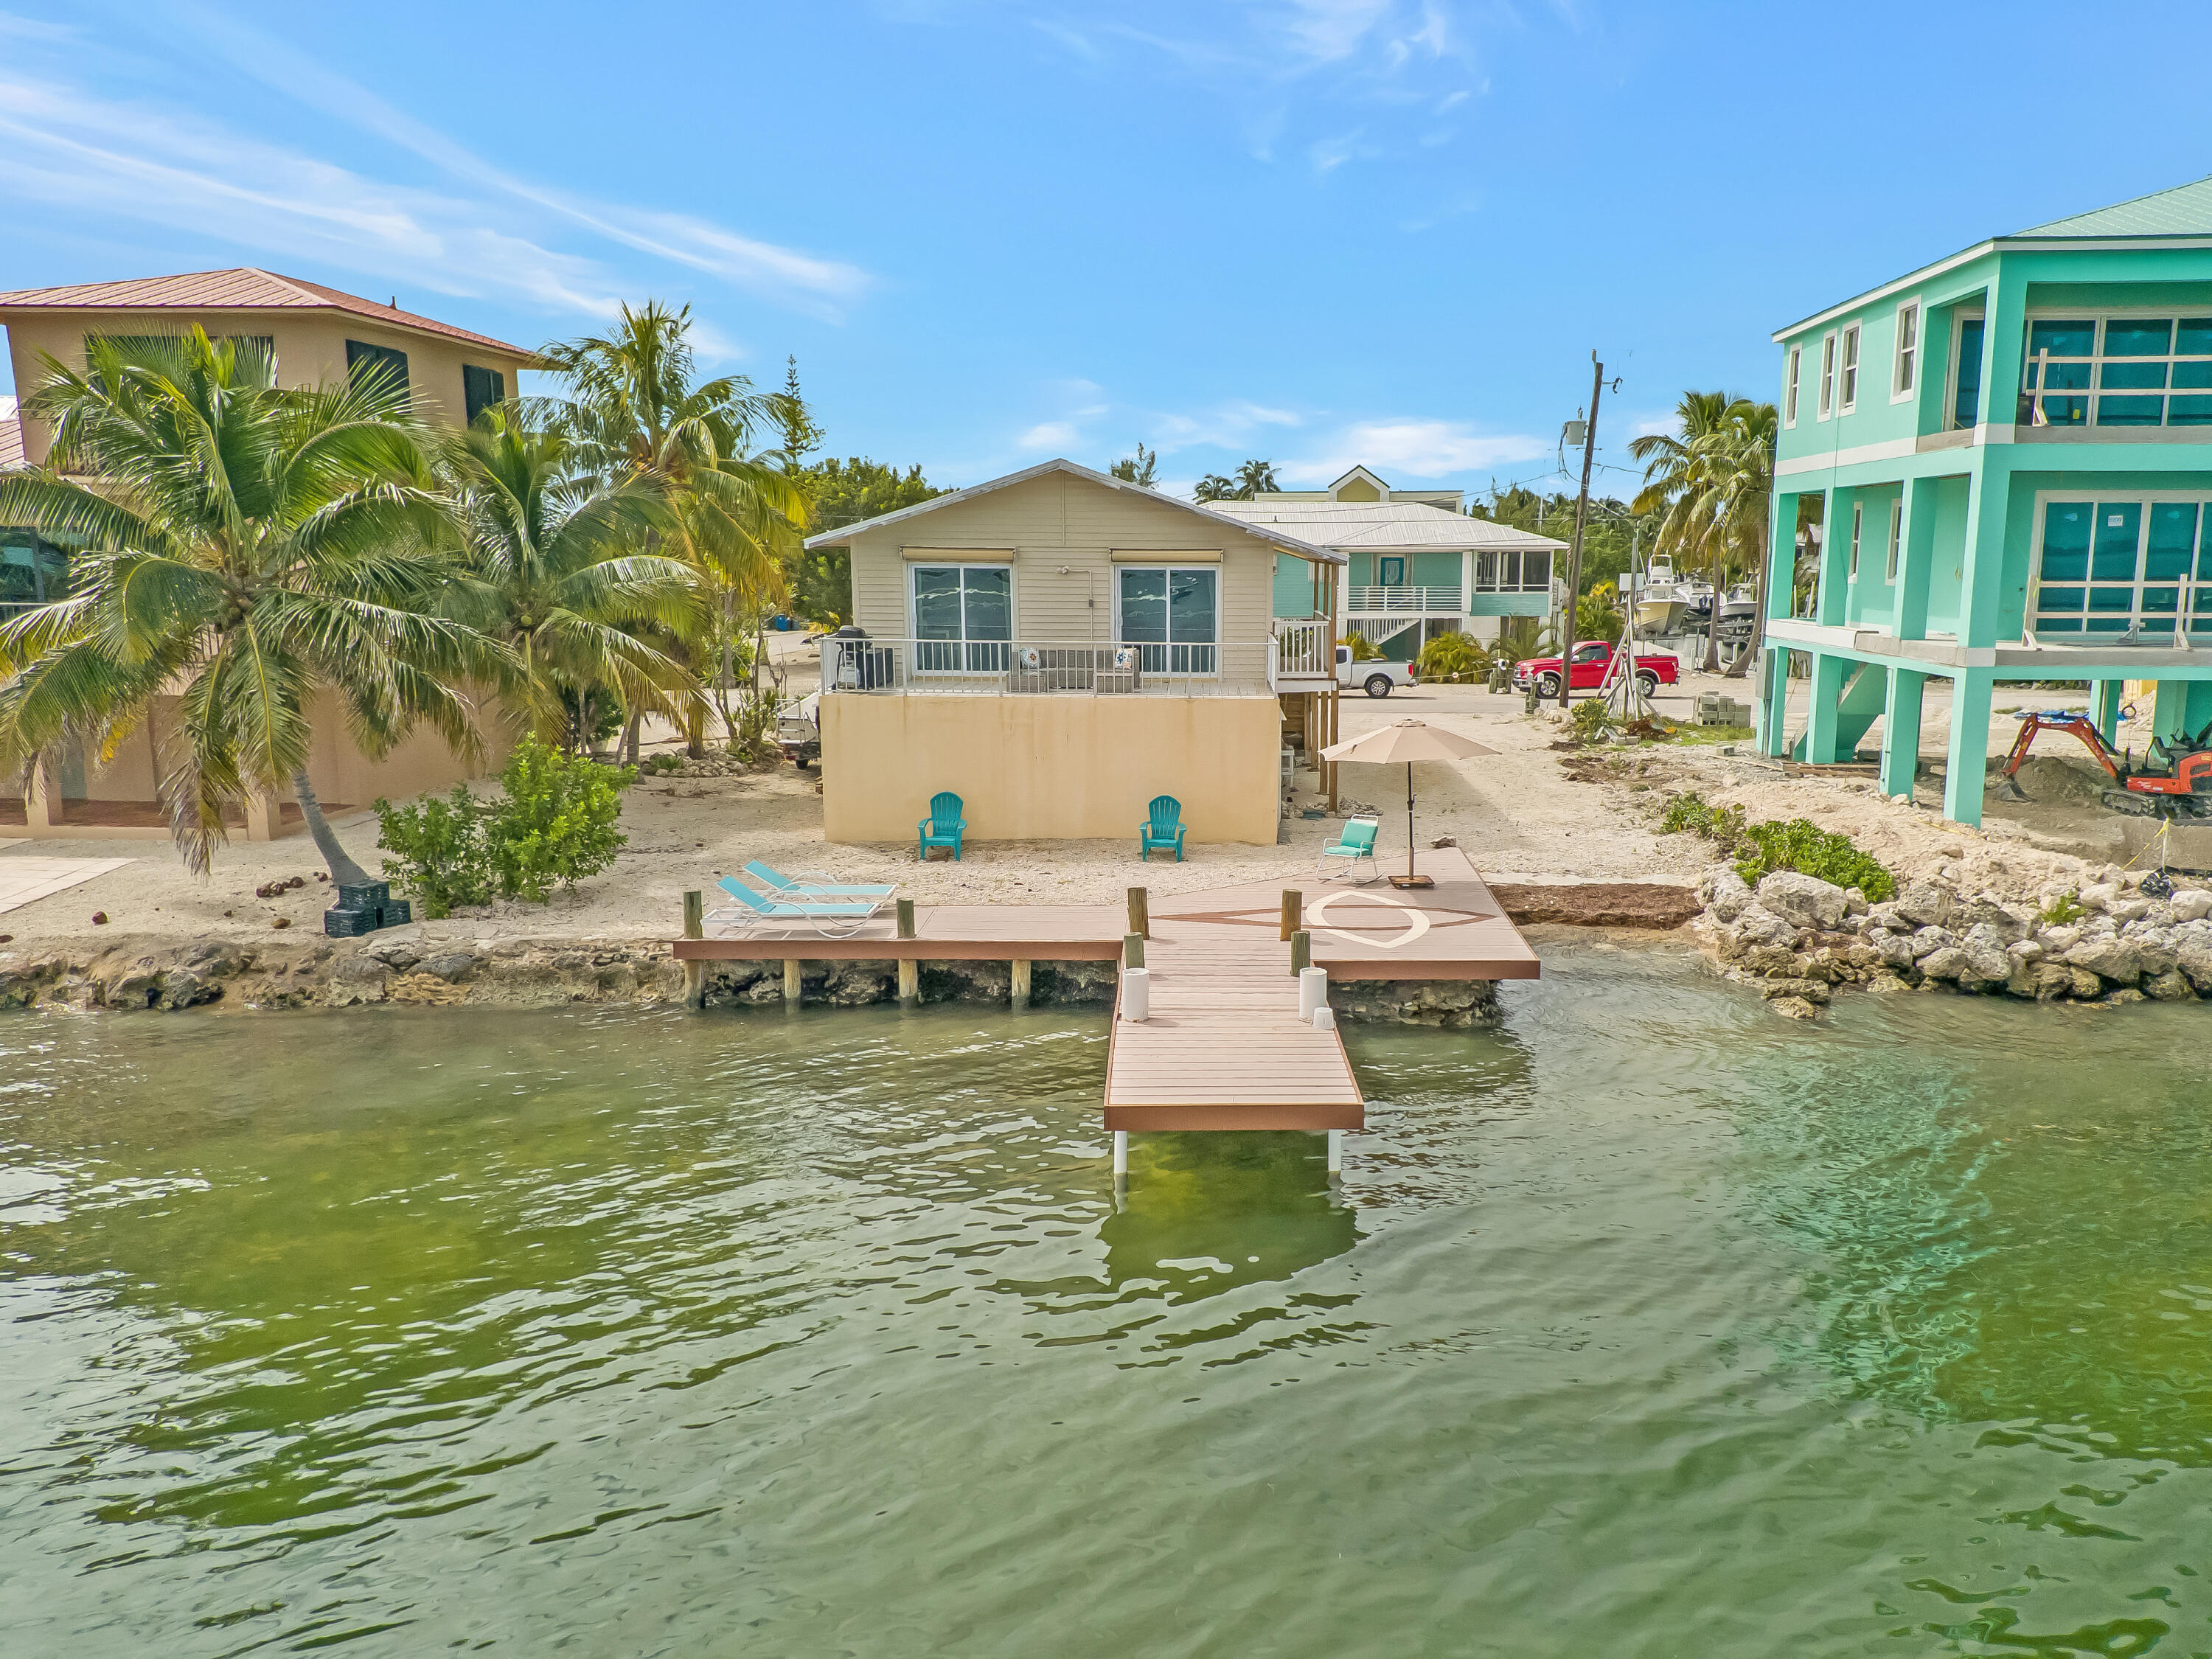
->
[2170, 922, 2212, 992]
[1728, 903, 1797, 949]
[2078, 882, 2119, 912]
[1756, 871, 1850, 931]
[1919, 947, 1971, 981]
[1908, 925, 1958, 961]
[1767, 995, 1821, 1020]
[2039, 925, 2084, 953]
[2145, 969, 2197, 1002]
[1843, 886, 1870, 917]
[1955, 897, 2028, 945]
[1861, 902, 1905, 936]
[2170, 888, 2212, 922]
[2109, 897, 2152, 924]
[415, 950, 478, 983]
[1868, 928, 1918, 971]
[2104, 987, 2149, 1006]
[327, 956, 389, 1006]
[1895, 879, 1956, 929]
[1759, 975, 1832, 1005]
[1704, 866, 1753, 922]
[2062, 936, 2142, 985]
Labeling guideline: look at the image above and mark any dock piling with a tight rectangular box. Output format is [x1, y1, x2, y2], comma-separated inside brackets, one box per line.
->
[1123, 932, 1145, 970]
[1326, 1130, 1343, 1173]
[1113, 1130, 1129, 1175]
[1290, 928, 1312, 975]
[897, 958, 919, 1003]
[1012, 958, 1032, 1008]
[896, 897, 916, 939]
[681, 891, 706, 1009]
[783, 959, 802, 1004]
[1127, 886, 1150, 939]
[1280, 889, 1301, 941]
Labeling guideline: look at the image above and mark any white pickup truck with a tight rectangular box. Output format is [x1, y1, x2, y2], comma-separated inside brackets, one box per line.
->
[1336, 645, 1418, 698]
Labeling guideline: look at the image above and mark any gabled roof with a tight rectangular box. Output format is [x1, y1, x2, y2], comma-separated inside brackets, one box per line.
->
[802, 457, 1344, 563]
[1774, 174, 2212, 341]
[1206, 498, 1566, 553]
[0, 268, 533, 358]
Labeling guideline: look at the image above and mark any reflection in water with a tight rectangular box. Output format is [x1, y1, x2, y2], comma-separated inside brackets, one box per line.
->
[1, 953, 2211, 1657]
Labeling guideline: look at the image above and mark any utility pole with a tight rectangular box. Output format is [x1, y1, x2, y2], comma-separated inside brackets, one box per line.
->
[1559, 352, 1610, 711]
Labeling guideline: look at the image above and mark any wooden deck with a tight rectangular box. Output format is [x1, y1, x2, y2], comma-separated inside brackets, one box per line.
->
[671, 847, 1538, 1136]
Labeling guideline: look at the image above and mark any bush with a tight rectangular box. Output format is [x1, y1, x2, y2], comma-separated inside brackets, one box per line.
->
[375, 737, 636, 913]
[1347, 632, 1382, 661]
[374, 785, 495, 919]
[1417, 630, 1484, 682]
[1659, 790, 1746, 845]
[1569, 698, 1614, 745]
[726, 686, 784, 765]
[1731, 818, 1896, 902]
[486, 737, 636, 903]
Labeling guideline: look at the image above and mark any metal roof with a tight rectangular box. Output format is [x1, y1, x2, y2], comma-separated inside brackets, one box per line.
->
[1204, 498, 1566, 553]
[802, 457, 1345, 563]
[0, 414, 22, 472]
[0, 268, 534, 358]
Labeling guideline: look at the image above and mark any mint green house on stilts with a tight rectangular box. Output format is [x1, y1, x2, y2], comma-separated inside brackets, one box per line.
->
[1759, 176, 2212, 826]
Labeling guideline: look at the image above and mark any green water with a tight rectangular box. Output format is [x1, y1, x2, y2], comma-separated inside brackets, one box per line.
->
[3, 945, 2211, 1658]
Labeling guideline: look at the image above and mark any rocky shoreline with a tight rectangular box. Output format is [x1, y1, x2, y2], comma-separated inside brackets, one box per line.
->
[1694, 863, 2212, 1017]
[0, 931, 1501, 1026]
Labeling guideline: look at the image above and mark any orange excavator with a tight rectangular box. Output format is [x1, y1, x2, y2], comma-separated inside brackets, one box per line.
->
[1998, 711, 2212, 818]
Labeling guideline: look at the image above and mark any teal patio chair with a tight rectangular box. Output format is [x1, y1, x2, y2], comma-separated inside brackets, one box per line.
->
[1139, 795, 1185, 862]
[918, 791, 966, 861]
[1317, 815, 1380, 884]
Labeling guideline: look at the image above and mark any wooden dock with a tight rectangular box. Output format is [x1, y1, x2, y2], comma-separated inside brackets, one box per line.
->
[671, 846, 1540, 1138]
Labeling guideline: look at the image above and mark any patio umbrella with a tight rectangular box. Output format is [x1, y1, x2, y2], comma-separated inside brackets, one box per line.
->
[1321, 718, 1495, 888]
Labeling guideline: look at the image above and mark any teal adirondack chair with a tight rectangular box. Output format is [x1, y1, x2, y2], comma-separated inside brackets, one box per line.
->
[918, 791, 966, 860]
[1317, 815, 1380, 883]
[1139, 795, 1185, 861]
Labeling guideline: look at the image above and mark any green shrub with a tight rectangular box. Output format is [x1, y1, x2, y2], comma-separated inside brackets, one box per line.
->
[1347, 632, 1382, 661]
[2040, 889, 2087, 925]
[639, 751, 685, 776]
[1658, 790, 1745, 845]
[1731, 818, 1896, 902]
[374, 786, 495, 919]
[726, 686, 784, 764]
[1569, 698, 1614, 745]
[485, 737, 636, 903]
[1417, 630, 1484, 682]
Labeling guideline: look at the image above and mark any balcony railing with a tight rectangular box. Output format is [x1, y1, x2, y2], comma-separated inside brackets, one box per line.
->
[1271, 617, 1331, 679]
[822, 636, 1278, 697]
[1346, 585, 1461, 613]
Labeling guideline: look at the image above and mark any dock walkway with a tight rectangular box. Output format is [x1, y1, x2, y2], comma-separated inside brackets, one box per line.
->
[672, 846, 1539, 1138]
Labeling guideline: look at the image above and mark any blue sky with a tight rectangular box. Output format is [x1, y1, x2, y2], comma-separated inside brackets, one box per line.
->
[8, 1, 2212, 500]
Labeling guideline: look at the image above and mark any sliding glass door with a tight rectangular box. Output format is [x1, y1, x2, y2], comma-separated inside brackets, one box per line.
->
[1116, 566, 1217, 674]
[911, 564, 1012, 672]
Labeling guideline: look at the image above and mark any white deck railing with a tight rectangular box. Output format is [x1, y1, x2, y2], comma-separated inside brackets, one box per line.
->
[1347, 585, 1461, 613]
[822, 636, 1276, 698]
[1271, 618, 1332, 680]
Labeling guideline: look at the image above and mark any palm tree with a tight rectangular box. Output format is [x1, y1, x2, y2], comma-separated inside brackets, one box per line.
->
[0, 330, 499, 883]
[442, 413, 700, 751]
[1680, 400, 1778, 680]
[1233, 458, 1279, 498]
[1110, 443, 1160, 488]
[1629, 390, 1738, 670]
[537, 302, 807, 757]
[1194, 473, 1234, 503]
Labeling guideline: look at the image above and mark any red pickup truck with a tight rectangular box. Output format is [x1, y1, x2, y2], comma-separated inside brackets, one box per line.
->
[1513, 640, 1680, 699]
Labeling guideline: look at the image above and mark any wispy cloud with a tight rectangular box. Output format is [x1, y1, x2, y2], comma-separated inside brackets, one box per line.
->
[0, 10, 870, 335]
[1283, 417, 1549, 482]
[1017, 420, 1082, 451]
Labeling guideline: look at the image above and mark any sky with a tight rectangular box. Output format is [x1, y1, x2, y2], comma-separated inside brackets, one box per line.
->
[9, 1, 2212, 501]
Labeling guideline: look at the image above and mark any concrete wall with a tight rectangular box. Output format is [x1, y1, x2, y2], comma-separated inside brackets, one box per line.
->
[847, 469, 1292, 644]
[4, 308, 532, 460]
[821, 692, 1282, 846]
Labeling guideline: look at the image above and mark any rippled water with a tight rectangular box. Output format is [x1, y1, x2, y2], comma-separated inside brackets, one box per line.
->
[3, 943, 2211, 1657]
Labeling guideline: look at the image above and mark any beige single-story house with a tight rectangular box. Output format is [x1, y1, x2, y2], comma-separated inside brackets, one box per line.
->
[1, 270, 536, 842]
[802, 459, 1345, 846]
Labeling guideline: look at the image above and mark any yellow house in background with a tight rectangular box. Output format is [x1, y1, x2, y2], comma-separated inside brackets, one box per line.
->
[804, 459, 1344, 846]
[0, 269, 537, 843]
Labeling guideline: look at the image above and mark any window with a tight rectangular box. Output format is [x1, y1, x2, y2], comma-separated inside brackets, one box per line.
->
[1377, 556, 1406, 587]
[1848, 500, 1863, 579]
[1784, 346, 1801, 427]
[1, 529, 70, 619]
[2019, 314, 2212, 430]
[1818, 331, 1837, 418]
[345, 339, 410, 394]
[1840, 324, 1861, 412]
[1893, 302, 1919, 399]
[911, 563, 1012, 671]
[1952, 315, 1985, 429]
[1116, 566, 1217, 674]
[1472, 550, 1551, 591]
[462, 364, 505, 425]
[2031, 495, 2212, 638]
[1885, 498, 1902, 583]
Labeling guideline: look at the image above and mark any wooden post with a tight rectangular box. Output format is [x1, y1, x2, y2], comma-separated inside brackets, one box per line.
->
[1280, 888, 1302, 941]
[1011, 959, 1031, 1008]
[1123, 932, 1145, 969]
[1290, 928, 1311, 975]
[681, 889, 706, 1009]
[896, 897, 917, 939]
[683, 891, 704, 939]
[783, 959, 802, 1004]
[897, 958, 919, 1003]
[1127, 886, 1149, 939]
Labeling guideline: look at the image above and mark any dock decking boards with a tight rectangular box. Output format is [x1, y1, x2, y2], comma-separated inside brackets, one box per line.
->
[670, 846, 1540, 1134]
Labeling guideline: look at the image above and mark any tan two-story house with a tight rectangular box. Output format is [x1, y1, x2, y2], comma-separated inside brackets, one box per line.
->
[803, 459, 1344, 846]
[1, 269, 538, 842]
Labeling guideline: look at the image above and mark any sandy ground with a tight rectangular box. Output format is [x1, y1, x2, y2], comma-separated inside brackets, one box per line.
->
[0, 649, 2170, 950]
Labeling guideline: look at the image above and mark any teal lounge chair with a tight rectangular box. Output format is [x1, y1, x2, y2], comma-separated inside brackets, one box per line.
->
[919, 792, 966, 860]
[706, 879, 883, 940]
[1317, 815, 1380, 884]
[742, 860, 894, 898]
[1139, 795, 1185, 862]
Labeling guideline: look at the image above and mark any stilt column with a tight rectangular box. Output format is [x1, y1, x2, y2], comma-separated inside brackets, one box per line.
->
[1880, 667, 1927, 800]
[1801, 653, 1848, 764]
[1944, 668, 1995, 827]
[2093, 679, 2125, 747]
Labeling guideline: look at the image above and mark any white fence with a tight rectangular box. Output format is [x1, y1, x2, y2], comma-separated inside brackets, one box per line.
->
[1346, 585, 1461, 613]
[822, 636, 1279, 697]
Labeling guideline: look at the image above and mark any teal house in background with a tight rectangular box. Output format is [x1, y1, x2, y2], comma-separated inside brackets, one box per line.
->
[1759, 175, 2212, 825]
